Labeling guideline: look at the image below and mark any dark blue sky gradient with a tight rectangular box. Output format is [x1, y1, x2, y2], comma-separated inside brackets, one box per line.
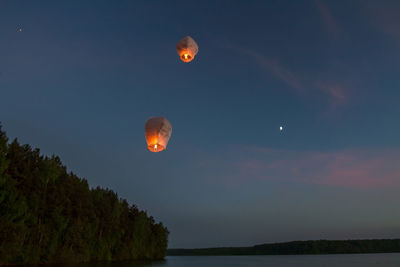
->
[1, 0, 400, 248]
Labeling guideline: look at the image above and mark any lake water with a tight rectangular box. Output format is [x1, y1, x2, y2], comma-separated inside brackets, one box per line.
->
[45, 253, 400, 267]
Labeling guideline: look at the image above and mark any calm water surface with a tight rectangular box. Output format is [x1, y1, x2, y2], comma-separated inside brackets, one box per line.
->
[45, 253, 400, 267]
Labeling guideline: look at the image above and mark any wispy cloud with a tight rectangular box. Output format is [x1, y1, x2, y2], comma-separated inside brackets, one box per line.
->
[200, 146, 400, 188]
[314, 0, 341, 35]
[244, 49, 350, 107]
[222, 43, 304, 92]
[315, 81, 347, 107]
[366, 2, 400, 41]
[224, 44, 353, 109]
[245, 50, 303, 91]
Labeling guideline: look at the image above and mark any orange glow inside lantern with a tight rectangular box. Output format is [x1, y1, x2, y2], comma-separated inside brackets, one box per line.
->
[179, 50, 194, 62]
[146, 136, 166, 152]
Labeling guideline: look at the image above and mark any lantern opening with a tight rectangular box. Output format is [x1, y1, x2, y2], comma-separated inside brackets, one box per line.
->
[179, 51, 193, 62]
[147, 143, 166, 152]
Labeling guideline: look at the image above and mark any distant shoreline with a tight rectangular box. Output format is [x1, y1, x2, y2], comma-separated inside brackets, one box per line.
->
[167, 239, 400, 256]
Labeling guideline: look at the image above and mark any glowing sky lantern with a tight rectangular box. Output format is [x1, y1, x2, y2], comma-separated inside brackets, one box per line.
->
[145, 117, 172, 152]
[176, 36, 198, 63]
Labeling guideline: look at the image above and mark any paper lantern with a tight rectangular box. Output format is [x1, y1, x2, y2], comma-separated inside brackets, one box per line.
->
[176, 36, 198, 63]
[145, 117, 172, 152]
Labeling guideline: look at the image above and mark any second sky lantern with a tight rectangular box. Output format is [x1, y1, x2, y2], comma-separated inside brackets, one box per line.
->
[176, 36, 198, 63]
[145, 117, 172, 152]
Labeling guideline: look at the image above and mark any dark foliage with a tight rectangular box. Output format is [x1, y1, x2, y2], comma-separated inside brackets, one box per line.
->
[0, 125, 168, 265]
[168, 239, 400, 256]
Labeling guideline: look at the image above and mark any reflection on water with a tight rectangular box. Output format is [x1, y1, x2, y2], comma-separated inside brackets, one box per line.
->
[21, 253, 400, 267]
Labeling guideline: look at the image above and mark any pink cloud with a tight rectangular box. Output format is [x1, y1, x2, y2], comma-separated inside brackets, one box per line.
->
[314, 0, 341, 35]
[225, 45, 353, 108]
[242, 49, 303, 91]
[231, 147, 400, 188]
[315, 81, 347, 107]
[254, 57, 303, 91]
[367, 3, 400, 40]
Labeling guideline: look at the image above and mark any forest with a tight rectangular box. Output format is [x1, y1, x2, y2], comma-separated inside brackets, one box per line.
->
[168, 239, 400, 256]
[0, 125, 168, 265]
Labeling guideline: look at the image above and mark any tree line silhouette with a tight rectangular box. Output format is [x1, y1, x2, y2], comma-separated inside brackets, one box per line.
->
[168, 239, 400, 256]
[0, 125, 168, 264]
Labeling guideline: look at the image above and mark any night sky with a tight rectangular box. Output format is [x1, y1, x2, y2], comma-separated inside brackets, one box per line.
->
[1, 0, 400, 248]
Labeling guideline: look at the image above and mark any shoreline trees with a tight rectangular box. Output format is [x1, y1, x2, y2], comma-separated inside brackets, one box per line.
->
[0, 125, 168, 265]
